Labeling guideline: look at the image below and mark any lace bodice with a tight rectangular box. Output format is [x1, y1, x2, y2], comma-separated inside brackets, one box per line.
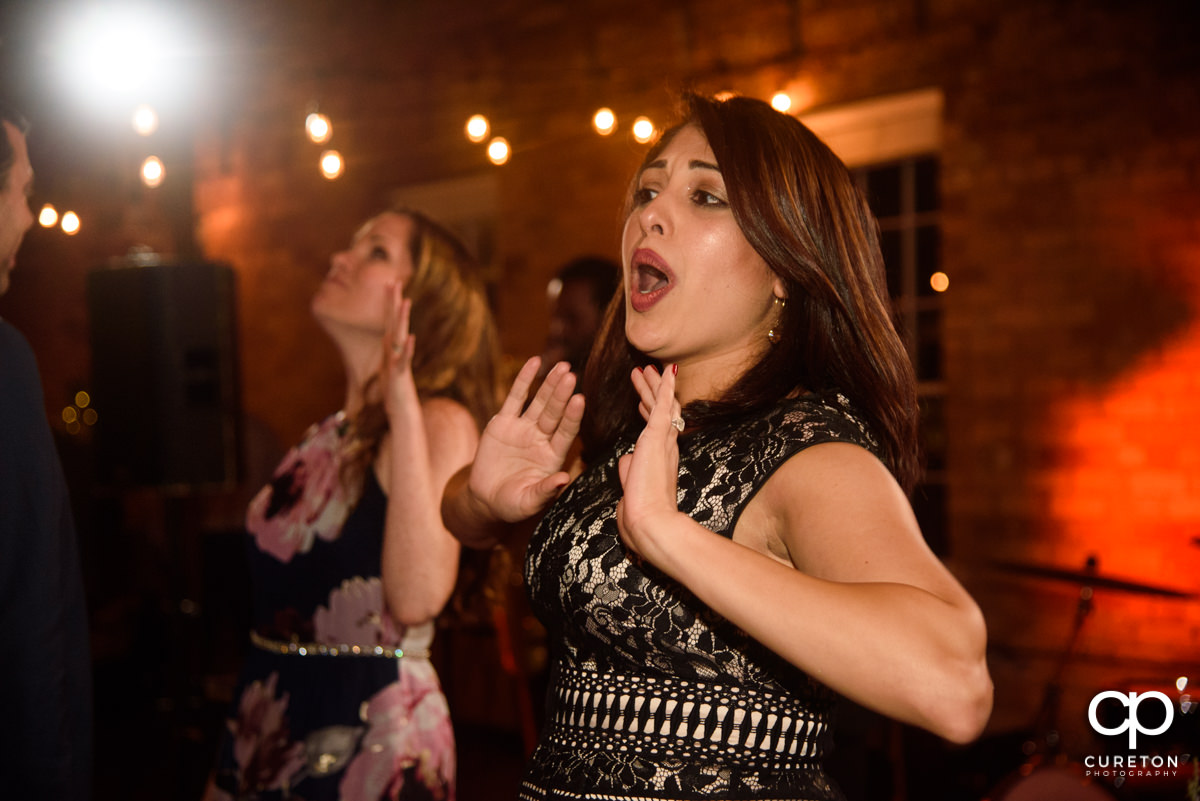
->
[522, 394, 881, 800]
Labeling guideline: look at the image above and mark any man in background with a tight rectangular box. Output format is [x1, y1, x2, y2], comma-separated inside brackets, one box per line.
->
[0, 100, 93, 799]
[537, 255, 619, 381]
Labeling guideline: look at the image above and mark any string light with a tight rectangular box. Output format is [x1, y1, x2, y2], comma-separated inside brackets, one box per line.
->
[465, 114, 489, 143]
[141, 156, 165, 187]
[39, 204, 58, 228]
[592, 108, 616, 136]
[306, 112, 332, 144]
[320, 149, 344, 179]
[61, 212, 80, 235]
[930, 271, 949, 292]
[770, 92, 792, 112]
[132, 104, 158, 136]
[487, 137, 510, 165]
[632, 117, 655, 144]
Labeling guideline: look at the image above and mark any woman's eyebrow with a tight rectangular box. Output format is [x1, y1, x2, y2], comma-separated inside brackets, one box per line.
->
[642, 158, 721, 174]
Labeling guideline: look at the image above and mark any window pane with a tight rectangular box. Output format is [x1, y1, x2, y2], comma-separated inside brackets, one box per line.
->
[880, 229, 903, 298]
[866, 164, 903, 218]
[918, 392, 946, 471]
[917, 308, 943, 381]
[915, 157, 939, 213]
[916, 225, 941, 297]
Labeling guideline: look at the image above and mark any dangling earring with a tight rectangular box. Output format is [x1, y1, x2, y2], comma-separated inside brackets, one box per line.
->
[767, 296, 786, 345]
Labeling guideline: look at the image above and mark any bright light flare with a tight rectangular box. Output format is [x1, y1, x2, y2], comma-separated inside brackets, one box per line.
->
[132, 104, 159, 135]
[306, 112, 331, 144]
[141, 156, 165, 187]
[771, 92, 793, 112]
[930, 271, 950, 292]
[39, 204, 59, 228]
[465, 115, 490, 143]
[320, 150, 344, 180]
[632, 117, 656, 144]
[593, 108, 616, 136]
[487, 137, 510, 165]
[61, 212, 81, 235]
[54, 4, 204, 110]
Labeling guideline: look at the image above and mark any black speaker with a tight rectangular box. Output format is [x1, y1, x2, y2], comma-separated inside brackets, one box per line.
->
[87, 261, 241, 487]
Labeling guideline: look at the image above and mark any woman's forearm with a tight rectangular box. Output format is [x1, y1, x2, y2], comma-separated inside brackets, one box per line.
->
[440, 465, 517, 549]
[649, 516, 993, 743]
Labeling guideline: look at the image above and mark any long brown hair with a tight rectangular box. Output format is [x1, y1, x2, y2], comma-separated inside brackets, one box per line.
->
[583, 93, 920, 492]
[343, 208, 503, 484]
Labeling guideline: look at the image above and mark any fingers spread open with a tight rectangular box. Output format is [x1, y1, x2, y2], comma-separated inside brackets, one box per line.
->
[549, 393, 586, 456]
[536, 367, 578, 436]
[384, 282, 399, 350]
[632, 365, 664, 422]
[392, 299, 414, 367]
[498, 356, 543, 418]
[524, 361, 568, 422]
[646, 363, 680, 439]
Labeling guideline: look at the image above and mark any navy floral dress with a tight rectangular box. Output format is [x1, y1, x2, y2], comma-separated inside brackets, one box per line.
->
[211, 413, 455, 801]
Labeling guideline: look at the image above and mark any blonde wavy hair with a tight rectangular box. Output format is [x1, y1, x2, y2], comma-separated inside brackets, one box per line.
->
[341, 208, 503, 487]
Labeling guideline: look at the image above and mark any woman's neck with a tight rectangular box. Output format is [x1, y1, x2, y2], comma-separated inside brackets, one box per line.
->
[329, 331, 382, 418]
[674, 343, 769, 406]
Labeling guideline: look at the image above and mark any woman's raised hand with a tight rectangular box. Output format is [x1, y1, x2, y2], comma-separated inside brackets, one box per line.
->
[467, 356, 585, 522]
[383, 282, 420, 423]
[617, 364, 684, 558]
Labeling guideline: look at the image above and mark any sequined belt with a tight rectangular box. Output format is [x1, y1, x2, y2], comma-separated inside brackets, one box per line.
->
[249, 630, 430, 659]
[543, 664, 830, 772]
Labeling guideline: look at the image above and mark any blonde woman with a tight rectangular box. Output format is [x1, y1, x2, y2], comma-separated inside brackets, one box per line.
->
[208, 209, 501, 801]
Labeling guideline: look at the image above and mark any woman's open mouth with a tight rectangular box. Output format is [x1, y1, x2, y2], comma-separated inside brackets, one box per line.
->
[629, 249, 674, 312]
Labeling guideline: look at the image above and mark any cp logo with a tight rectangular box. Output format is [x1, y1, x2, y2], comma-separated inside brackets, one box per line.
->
[1088, 691, 1174, 749]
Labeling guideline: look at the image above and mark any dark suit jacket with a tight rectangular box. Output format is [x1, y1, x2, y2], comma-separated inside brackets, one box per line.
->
[0, 318, 93, 799]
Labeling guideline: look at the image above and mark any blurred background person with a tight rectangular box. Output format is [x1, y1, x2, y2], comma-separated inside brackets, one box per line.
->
[0, 100, 94, 800]
[536, 256, 619, 383]
[205, 208, 502, 801]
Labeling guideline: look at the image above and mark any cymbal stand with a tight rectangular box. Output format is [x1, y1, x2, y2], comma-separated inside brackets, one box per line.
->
[1026, 555, 1098, 758]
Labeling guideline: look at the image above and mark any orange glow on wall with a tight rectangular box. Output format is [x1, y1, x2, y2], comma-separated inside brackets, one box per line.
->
[1045, 321, 1200, 665]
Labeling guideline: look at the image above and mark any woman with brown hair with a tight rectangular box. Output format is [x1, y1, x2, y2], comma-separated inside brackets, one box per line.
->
[444, 93, 992, 800]
[208, 209, 501, 801]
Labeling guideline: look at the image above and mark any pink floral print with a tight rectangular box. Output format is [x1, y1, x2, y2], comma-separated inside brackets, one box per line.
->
[340, 666, 456, 800]
[247, 413, 358, 562]
[313, 577, 402, 648]
[227, 672, 307, 795]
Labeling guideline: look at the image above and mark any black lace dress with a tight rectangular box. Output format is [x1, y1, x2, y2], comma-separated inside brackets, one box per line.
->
[521, 394, 881, 801]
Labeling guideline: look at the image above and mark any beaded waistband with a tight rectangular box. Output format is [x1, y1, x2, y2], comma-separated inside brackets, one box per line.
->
[543, 664, 830, 772]
[249, 629, 430, 659]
